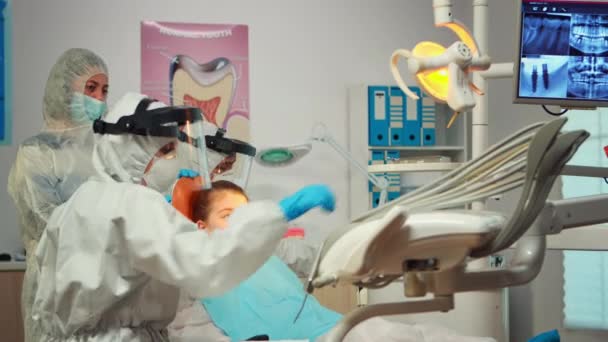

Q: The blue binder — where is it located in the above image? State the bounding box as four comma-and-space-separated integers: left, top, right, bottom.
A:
421, 93, 436, 146
369, 150, 385, 208
368, 151, 402, 208
388, 87, 406, 146
385, 150, 400, 162
368, 86, 390, 146
385, 151, 401, 203
403, 86, 421, 146
371, 191, 381, 208
388, 192, 401, 202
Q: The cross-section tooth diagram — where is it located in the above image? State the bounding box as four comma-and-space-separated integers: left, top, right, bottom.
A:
567, 56, 608, 98
522, 13, 571, 55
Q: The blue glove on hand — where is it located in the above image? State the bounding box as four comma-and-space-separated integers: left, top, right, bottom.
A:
279, 184, 336, 221
529, 330, 560, 342
177, 168, 199, 179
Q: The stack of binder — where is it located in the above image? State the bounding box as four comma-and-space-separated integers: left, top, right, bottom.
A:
369, 150, 385, 208
366, 84, 436, 208
367, 85, 436, 147
368, 150, 402, 208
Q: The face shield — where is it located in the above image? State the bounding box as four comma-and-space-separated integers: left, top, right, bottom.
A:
205, 128, 256, 188
93, 97, 213, 190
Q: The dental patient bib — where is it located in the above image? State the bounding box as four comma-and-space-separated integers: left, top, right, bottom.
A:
202, 256, 341, 341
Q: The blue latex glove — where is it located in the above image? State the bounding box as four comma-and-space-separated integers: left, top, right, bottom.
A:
164, 194, 172, 204
279, 184, 335, 221
529, 330, 560, 342
177, 168, 199, 179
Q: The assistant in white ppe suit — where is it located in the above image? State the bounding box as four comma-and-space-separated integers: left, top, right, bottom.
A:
7, 48, 108, 342
32, 93, 336, 341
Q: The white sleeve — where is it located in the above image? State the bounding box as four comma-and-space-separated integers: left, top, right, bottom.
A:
168, 292, 230, 342
119, 188, 288, 298
8, 144, 60, 244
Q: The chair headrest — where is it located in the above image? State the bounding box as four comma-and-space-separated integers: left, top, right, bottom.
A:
172, 176, 204, 221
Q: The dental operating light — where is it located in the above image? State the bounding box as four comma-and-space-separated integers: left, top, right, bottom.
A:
390, 0, 491, 127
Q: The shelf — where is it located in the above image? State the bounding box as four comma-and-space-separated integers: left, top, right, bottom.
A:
368, 146, 465, 151
0, 262, 25, 271
368, 162, 462, 173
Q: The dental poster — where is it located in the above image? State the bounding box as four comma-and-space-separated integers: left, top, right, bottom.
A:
141, 22, 250, 141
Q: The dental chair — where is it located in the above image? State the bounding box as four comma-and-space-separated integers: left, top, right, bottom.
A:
306, 118, 593, 341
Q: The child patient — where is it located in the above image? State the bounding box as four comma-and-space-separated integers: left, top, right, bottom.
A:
173, 180, 341, 342
170, 180, 497, 342
192, 180, 250, 233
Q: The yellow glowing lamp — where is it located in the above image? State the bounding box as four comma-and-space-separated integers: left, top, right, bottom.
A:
390, 21, 490, 127
412, 41, 449, 103
439, 21, 479, 56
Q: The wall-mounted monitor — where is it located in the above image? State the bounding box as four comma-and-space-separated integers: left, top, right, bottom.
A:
514, 0, 608, 108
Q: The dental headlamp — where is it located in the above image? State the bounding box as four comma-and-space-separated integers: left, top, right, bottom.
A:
93, 98, 203, 138
205, 129, 257, 157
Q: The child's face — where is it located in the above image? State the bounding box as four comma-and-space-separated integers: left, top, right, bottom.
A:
197, 191, 248, 232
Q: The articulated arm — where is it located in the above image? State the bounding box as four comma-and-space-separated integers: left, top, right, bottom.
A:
311, 123, 390, 205
425, 187, 608, 295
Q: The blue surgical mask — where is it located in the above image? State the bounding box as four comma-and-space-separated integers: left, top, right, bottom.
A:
70, 92, 108, 122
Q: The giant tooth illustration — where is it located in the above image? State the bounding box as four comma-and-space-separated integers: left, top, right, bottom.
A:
170, 55, 237, 128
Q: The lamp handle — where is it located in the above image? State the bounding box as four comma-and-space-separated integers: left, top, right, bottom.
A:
390, 49, 421, 101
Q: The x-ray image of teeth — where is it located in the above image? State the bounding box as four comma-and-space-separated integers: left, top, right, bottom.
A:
570, 14, 608, 56
522, 13, 571, 55
567, 56, 608, 99
519, 56, 569, 98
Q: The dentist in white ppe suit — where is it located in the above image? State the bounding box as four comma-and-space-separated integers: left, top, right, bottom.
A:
32, 93, 336, 341
8, 48, 109, 342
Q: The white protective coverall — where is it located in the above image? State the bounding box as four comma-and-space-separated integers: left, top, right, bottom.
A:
7, 48, 108, 342
32, 93, 290, 341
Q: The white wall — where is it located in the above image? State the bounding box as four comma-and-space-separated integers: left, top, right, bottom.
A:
0, 0, 460, 253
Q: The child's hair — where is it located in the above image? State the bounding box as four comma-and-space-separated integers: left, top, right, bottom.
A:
191, 180, 248, 222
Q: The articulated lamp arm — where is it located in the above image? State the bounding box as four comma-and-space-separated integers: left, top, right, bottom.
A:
310, 123, 390, 205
